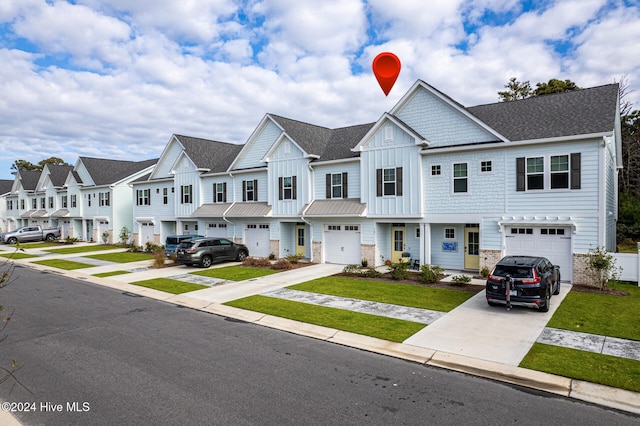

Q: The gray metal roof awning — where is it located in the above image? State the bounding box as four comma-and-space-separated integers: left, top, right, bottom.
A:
302, 199, 367, 217
20, 210, 37, 218
225, 202, 272, 217
191, 203, 232, 218
50, 209, 70, 218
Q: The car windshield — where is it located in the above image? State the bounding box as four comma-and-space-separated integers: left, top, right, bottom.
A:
492, 265, 533, 278
177, 241, 195, 249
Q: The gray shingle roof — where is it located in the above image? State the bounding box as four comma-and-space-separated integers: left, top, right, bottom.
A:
174, 135, 243, 173
47, 164, 74, 187
467, 84, 619, 141
80, 157, 158, 186
0, 179, 13, 195
269, 114, 374, 161
18, 170, 41, 191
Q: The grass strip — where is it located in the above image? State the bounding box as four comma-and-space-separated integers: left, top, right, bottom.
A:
92, 270, 131, 278
547, 282, 640, 341
191, 266, 279, 281
32, 259, 94, 270
289, 277, 476, 312
130, 278, 208, 294
13, 242, 60, 249
0, 252, 38, 259
520, 343, 640, 393
225, 295, 426, 342
86, 252, 152, 263
45, 244, 121, 254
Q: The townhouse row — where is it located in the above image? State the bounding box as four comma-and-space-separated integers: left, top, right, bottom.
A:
1, 80, 622, 284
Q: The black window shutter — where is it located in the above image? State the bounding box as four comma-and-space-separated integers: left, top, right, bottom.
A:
212, 184, 217, 203
342, 172, 348, 198
325, 174, 331, 198
570, 153, 581, 189
516, 158, 525, 191
292, 176, 297, 200
222, 182, 227, 202
396, 167, 403, 196
278, 177, 283, 200
376, 169, 382, 197
242, 181, 246, 202
254, 179, 258, 201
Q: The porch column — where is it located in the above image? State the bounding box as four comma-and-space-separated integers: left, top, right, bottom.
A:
421, 223, 431, 267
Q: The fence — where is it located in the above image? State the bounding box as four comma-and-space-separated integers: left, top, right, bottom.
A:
612, 245, 640, 285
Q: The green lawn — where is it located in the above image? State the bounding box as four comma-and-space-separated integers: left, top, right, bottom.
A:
190, 266, 279, 281
85, 252, 152, 263
130, 278, 208, 294
290, 277, 477, 312
226, 295, 426, 342
0, 252, 38, 259
521, 344, 640, 393
13, 242, 61, 249
32, 259, 94, 270
92, 270, 132, 278
546, 282, 640, 341
45, 244, 121, 254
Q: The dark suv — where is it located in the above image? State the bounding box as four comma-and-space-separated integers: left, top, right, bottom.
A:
176, 237, 249, 268
485, 256, 560, 312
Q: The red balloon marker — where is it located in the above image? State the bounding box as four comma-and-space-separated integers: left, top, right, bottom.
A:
372, 52, 401, 96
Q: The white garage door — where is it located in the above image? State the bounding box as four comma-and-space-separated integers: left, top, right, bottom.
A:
61, 220, 71, 239
324, 224, 361, 265
505, 227, 572, 282
245, 224, 270, 258
140, 222, 154, 245
98, 221, 110, 243
206, 223, 227, 238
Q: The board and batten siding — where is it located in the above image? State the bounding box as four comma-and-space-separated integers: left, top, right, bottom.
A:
424, 150, 506, 214
505, 140, 600, 215
234, 120, 281, 170
395, 88, 497, 148
173, 156, 201, 218
313, 161, 360, 200
360, 124, 422, 217
269, 157, 309, 216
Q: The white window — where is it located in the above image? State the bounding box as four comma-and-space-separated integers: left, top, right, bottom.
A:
214, 182, 225, 203
282, 177, 293, 200
383, 168, 396, 196
137, 189, 150, 206
163, 188, 168, 204
181, 185, 192, 204
331, 173, 343, 198
453, 163, 468, 193
550, 155, 569, 189
526, 157, 544, 190
99, 192, 110, 207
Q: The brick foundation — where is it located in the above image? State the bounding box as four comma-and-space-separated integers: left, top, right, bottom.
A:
312, 241, 322, 263
270, 240, 280, 258
480, 249, 502, 272
573, 253, 598, 286
362, 244, 376, 267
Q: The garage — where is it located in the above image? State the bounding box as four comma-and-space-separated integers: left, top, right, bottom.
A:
61, 220, 71, 239
244, 224, 270, 258
206, 222, 228, 238
139, 222, 154, 245
505, 226, 572, 282
98, 220, 110, 243
324, 224, 361, 265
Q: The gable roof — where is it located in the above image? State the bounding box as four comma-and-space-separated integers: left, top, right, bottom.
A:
173, 135, 243, 173
79, 157, 158, 186
269, 114, 374, 161
17, 170, 41, 191
0, 179, 13, 196
46, 164, 74, 187
467, 84, 620, 141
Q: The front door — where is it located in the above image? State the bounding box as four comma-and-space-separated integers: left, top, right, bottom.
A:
391, 226, 405, 263
295, 225, 306, 257
464, 228, 480, 270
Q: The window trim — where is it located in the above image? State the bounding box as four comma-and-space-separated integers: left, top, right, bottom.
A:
431, 164, 442, 176
376, 167, 402, 197
137, 189, 150, 206
213, 182, 227, 203
444, 228, 456, 239
181, 185, 193, 204
480, 160, 493, 173
452, 163, 468, 194
243, 179, 258, 202
326, 172, 348, 199
278, 176, 297, 200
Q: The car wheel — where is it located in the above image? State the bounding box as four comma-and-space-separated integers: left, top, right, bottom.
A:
200, 255, 213, 268
45, 234, 56, 241
7, 237, 17, 245
539, 289, 550, 312
236, 250, 248, 261
553, 279, 560, 295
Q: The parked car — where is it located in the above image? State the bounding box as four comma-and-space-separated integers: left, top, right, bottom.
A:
176, 237, 249, 268
165, 234, 203, 257
485, 255, 560, 312
0, 226, 61, 244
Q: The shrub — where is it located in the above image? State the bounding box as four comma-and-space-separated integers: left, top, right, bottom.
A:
144, 242, 164, 253
419, 264, 444, 284
101, 231, 109, 244
587, 246, 622, 289
364, 269, 382, 278
361, 258, 368, 268
268, 253, 276, 260
64, 237, 78, 244
480, 266, 490, 277
342, 264, 360, 275
388, 261, 410, 280
286, 254, 302, 264
151, 246, 166, 268
119, 227, 131, 245
272, 258, 292, 270
451, 274, 471, 285
242, 257, 272, 267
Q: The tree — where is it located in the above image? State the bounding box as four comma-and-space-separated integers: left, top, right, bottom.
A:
498, 77, 580, 102
497, 77, 533, 102
10, 157, 70, 175
619, 110, 640, 196
533, 78, 580, 96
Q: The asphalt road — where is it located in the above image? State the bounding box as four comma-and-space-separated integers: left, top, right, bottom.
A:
0, 264, 637, 425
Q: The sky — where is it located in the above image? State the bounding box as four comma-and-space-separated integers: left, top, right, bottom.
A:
1, 0, 639, 180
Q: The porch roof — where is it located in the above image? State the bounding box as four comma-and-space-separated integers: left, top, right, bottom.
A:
225, 202, 272, 217
302, 199, 367, 216
191, 203, 232, 218
20, 209, 37, 218
51, 209, 70, 218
